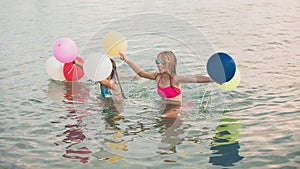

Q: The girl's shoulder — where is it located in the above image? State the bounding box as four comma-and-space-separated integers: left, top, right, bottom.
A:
172, 74, 181, 81
172, 75, 181, 86
153, 72, 161, 80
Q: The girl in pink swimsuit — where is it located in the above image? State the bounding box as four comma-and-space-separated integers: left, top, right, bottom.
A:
120, 51, 214, 118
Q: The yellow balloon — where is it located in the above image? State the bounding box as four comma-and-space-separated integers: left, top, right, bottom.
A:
108, 157, 124, 162
102, 31, 128, 56
215, 68, 241, 91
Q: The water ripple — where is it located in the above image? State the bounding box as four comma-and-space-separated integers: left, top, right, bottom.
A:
1, 1, 300, 168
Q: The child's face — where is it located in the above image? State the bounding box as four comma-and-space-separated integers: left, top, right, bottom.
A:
156, 55, 168, 73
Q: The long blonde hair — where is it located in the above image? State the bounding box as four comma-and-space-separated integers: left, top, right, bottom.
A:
157, 51, 177, 75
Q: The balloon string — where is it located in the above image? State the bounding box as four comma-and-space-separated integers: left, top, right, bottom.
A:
115, 70, 127, 99
74, 62, 83, 70
68, 64, 75, 74
197, 84, 211, 117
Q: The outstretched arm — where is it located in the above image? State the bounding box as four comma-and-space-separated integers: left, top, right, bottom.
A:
119, 52, 158, 80
175, 75, 214, 83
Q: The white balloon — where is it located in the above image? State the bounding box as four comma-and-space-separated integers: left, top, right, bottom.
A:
83, 55, 112, 81
45, 57, 65, 81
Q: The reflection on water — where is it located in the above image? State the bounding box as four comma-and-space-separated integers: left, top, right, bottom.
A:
49, 85, 221, 165
63, 82, 90, 104
1, 0, 300, 168
158, 102, 185, 154
158, 117, 184, 155
92, 100, 190, 160
60, 109, 92, 164
49, 81, 93, 163
98, 98, 126, 162
47, 81, 91, 104
209, 117, 244, 167
46, 81, 66, 100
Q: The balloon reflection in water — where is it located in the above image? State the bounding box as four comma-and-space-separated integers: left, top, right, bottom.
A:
63, 82, 90, 104
62, 118, 92, 164
50, 81, 92, 163
94, 98, 126, 162
209, 118, 244, 167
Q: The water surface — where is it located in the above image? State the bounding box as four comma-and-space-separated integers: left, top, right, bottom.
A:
1, 0, 299, 168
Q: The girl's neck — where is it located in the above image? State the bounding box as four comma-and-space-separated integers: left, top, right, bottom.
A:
160, 71, 172, 79
161, 73, 168, 78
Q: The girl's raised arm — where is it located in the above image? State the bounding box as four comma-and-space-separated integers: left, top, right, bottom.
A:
120, 52, 158, 80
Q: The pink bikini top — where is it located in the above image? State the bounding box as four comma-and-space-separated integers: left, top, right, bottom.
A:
157, 75, 182, 98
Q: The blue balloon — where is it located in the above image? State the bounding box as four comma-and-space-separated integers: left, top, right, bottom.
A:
206, 52, 236, 83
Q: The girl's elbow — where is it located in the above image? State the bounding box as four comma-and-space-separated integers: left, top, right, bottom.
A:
137, 72, 146, 78
137, 72, 152, 79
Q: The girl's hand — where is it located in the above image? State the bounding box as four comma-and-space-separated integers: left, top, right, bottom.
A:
209, 77, 223, 85
119, 51, 128, 62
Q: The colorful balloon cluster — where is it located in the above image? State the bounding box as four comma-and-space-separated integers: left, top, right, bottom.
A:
45, 38, 84, 81
206, 52, 241, 91
46, 32, 128, 82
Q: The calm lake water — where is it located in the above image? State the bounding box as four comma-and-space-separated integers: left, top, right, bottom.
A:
1, 0, 299, 168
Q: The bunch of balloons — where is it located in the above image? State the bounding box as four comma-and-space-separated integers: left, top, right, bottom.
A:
45, 38, 84, 81
206, 52, 241, 91
46, 32, 128, 82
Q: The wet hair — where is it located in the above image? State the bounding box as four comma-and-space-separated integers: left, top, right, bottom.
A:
110, 58, 117, 79
110, 58, 126, 99
157, 51, 177, 75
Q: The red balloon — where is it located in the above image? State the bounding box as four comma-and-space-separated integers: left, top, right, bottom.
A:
63, 57, 84, 81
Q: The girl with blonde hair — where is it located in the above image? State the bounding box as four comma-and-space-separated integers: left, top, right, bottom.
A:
120, 51, 214, 118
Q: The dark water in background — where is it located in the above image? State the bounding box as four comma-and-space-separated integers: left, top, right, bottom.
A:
0, 0, 299, 168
